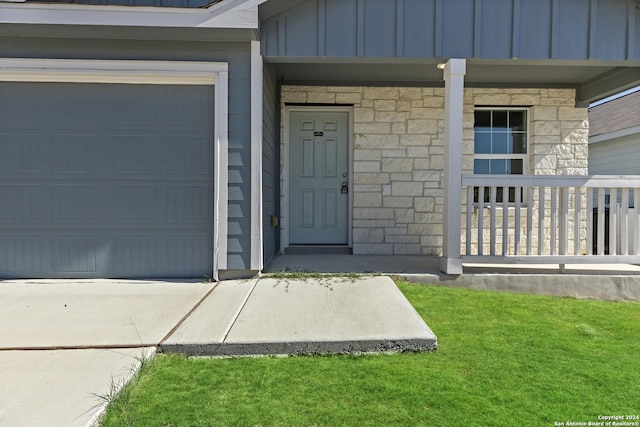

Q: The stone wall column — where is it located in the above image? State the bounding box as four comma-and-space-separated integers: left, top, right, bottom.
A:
440, 59, 466, 274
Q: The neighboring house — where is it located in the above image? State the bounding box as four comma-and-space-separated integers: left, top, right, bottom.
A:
2, 0, 640, 279
589, 89, 640, 175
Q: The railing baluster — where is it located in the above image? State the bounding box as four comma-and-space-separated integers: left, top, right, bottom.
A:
559, 187, 569, 256
610, 188, 617, 256
466, 186, 473, 256
514, 186, 521, 255
621, 188, 629, 256
635, 188, 640, 256
490, 186, 497, 256
551, 187, 557, 255
502, 186, 509, 255
538, 186, 545, 255
574, 187, 581, 255
597, 188, 605, 256
478, 186, 485, 256
586, 187, 593, 256
526, 187, 533, 255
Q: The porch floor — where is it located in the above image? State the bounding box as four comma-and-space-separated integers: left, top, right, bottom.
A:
265, 255, 640, 301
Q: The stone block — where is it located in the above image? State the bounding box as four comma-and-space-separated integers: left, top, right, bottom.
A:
383, 196, 414, 208
363, 87, 399, 100
382, 158, 413, 173
391, 123, 407, 134
335, 92, 363, 104
398, 87, 423, 100
413, 170, 440, 182
390, 173, 413, 181
415, 197, 436, 212
392, 181, 424, 196
353, 228, 384, 243
354, 149, 382, 161
353, 207, 394, 219
532, 106, 558, 121
381, 149, 407, 158
375, 111, 407, 123
422, 96, 444, 108
393, 244, 422, 255
354, 161, 381, 173
410, 108, 443, 120
473, 94, 512, 104
374, 100, 397, 111
354, 193, 382, 208
356, 134, 399, 149
353, 184, 381, 192
395, 208, 414, 224
352, 243, 393, 255
408, 119, 438, 134
407, 146, 429, 158
307, 92, 336, 103
354, 122, 391, 134
281, 92, 307, 103
353, 220, 395, 228
558, 106, 588, 121
534, 121, 561, 136
354, 108, 374, 122
511, 94, 540, 105
400, 134, 430, 146
327, 86, 362, 93
355, 172, 390, 184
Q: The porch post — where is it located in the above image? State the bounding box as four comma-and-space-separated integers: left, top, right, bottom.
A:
440, 58, 466, 275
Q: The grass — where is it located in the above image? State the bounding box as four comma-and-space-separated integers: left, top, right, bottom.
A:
101, 282, 640, 427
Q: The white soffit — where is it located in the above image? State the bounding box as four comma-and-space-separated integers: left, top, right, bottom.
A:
0, 0, 269, 29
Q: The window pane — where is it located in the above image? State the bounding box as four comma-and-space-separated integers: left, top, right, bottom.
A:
474, 159, 489, 174
490, 159, 507, 174
511, 133, 527, 154
474, 132, 491, 154
509, 111, 526, 131
492, 110, 508, 128
492, 132, 508, 154
475, 110, 491, 128
509, 159, 524, 174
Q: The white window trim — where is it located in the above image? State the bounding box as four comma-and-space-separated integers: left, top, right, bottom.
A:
473, 106, 530, 175
0, 57, 229, 280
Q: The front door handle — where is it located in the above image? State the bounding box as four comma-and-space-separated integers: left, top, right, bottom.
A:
341, 182, 348, 194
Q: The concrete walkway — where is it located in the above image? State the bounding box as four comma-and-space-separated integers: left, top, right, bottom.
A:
0, 275, 435, 427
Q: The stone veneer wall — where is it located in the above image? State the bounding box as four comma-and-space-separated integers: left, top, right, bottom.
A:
281, 86, 589, 255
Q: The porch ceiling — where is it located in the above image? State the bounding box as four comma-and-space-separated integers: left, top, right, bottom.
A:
266, 57, 640, 106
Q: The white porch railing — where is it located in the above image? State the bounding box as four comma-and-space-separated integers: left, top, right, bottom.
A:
462, 175, 640, 265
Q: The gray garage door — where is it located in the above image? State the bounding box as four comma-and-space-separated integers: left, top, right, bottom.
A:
0, 82, 214, 278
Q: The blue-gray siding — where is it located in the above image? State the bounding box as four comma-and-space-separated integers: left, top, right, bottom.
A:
262, 64, 280, 265
261, 0, 640, 61
0, 37, 253, 271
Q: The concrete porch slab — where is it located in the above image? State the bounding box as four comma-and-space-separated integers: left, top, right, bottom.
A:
264, 254, 640, 301
161, 276, 438, 356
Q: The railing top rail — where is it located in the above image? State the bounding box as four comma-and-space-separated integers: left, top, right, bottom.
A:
462, 174, 640, 188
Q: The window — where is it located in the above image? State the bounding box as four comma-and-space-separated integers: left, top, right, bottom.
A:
473, 108, 528, 203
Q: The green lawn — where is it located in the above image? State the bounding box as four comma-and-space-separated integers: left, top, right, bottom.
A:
102, 282, 640, 427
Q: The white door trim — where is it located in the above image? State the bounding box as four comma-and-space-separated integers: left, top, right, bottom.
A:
282, 106, 353, 252
0, 58, 229, 280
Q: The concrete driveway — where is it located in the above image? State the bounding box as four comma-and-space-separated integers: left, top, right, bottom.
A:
0, 280, 216, 427
0, 276, 437, 426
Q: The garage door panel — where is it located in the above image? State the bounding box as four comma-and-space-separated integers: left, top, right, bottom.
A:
0, 82, 214, 278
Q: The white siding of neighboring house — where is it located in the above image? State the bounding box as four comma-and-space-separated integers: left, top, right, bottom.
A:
589, 132, 640, 175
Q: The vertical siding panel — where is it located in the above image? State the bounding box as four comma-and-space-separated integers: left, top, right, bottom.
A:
403, 0, 436, 58
518, 0, 552, 59
551, 0, 560, 58
441, 0, 474, 58
363, 0, 397, 57
396, 0, 404, 57
511, 0, 520, 59
588, 0, 598, 59
557, 0, 589, 59
357, 0, 365, 56
594, 0, 628, 60
318, 0, 326, 56
628, 1, 636, 60
325, 0, 358, 57
435, 0, 443, 57
478, 0, 513, 59
473, 0, 482, 58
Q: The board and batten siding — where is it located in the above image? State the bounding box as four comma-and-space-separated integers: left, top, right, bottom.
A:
262, 63, 280, 264
1, 38, 254, 271
261, 0, 640, 61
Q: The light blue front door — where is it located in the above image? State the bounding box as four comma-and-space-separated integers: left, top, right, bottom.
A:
289, 111, 349, 244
